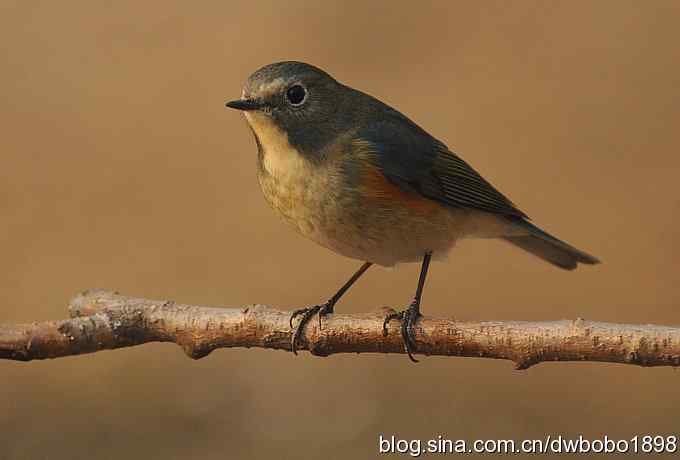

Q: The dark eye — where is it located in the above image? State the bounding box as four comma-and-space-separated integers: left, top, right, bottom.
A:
286, 85, 307, 106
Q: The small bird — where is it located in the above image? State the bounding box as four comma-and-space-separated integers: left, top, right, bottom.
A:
226, 61, 599, 362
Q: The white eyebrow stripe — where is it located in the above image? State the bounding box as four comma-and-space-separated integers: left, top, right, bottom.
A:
248, 77, 288, 99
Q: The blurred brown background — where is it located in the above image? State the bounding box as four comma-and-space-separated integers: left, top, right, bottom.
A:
1, 1, 679, 459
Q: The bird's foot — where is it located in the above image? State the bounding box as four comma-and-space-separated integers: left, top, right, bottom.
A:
382, 300, 421, 363
289, 301, 334, 355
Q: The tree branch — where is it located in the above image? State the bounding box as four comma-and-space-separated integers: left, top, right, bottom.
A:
1, 289, 679, 369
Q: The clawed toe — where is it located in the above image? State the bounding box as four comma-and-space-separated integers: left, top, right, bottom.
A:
382, 311, 402, 336
382, 302, 421, 363
289, 302, 333, 355
290, 306, 313, 329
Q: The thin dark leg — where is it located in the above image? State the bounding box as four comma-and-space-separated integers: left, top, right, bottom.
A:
290, 261, 372, 355
383, 251, 432, 362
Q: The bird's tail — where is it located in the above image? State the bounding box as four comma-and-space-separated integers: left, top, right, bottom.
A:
503, 218, 600, 270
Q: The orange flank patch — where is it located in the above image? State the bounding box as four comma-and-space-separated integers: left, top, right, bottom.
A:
358, 165, 443, 216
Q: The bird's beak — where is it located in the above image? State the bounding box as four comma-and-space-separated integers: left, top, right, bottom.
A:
225, 98, 263, 111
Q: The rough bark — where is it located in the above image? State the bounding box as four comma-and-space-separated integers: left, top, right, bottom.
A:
1, 289, 679, 369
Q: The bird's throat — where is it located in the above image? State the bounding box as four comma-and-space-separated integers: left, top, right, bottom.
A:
245, 112, 309, 179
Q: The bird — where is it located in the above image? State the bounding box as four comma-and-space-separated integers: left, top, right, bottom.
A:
225, 61, 600, 362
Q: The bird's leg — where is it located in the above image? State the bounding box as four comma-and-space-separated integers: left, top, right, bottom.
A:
290, 261, 372, 355
382, 251, 432, 362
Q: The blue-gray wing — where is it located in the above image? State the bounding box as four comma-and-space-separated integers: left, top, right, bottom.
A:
355, 119, 527, 219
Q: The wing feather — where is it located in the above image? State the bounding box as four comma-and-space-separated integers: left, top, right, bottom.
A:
354, 118, 527, 219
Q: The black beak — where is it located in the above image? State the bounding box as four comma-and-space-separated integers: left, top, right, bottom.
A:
225, 99, 263, 111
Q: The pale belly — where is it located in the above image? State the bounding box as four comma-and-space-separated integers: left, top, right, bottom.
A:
257, 160, 512, 266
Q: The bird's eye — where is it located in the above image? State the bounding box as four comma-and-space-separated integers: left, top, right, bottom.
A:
286, 85, 307, 106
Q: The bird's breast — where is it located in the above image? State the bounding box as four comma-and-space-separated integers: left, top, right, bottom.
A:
246, 112, 346, 246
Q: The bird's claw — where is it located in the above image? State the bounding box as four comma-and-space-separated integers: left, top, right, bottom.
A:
290, 302, 333, 355
382, 301, 421, 362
